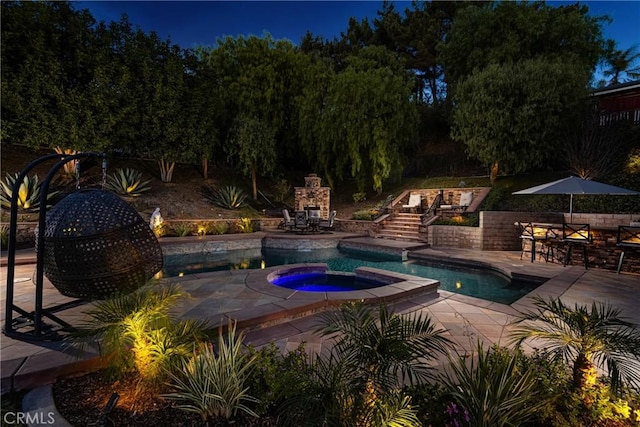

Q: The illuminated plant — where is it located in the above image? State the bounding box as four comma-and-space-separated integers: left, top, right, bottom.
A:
68, 284, 211, 386
0, 225, 8, 250
202, 184, 247, 209
0, 173, 58, 212
235, 217, 253, 233
104, 168, 151, 197
164, 322, 259, 421
171, 222, 193, 237
510, 296, 640, 396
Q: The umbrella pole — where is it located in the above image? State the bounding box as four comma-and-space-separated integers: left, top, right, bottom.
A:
570, 194, 573, 222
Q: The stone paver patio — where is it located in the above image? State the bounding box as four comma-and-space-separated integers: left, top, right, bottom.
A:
2, 235, 639, 394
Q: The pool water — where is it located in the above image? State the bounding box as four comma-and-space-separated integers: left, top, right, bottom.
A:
163, 247, 539, 304
271, 272, 383, 292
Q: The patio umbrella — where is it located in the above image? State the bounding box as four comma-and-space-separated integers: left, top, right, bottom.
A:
512, 176, 640, 221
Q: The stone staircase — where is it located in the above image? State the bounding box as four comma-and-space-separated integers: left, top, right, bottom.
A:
375, 213, 423, 241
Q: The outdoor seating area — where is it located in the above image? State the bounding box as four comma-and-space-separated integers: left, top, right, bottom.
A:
282, 207, 336, 234
512, 220, 640, 273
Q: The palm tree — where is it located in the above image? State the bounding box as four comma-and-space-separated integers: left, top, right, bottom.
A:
602, 43, 640, 86
319, 302, 453, 393
509, 296, 640, 395
281, 302, 452, 426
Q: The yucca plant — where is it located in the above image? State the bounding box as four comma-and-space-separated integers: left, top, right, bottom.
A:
164, 322, 259, 422
171, 222, 193, 237
439, 342, 546, 427
0, 173, 58, 212
202, 184, 247, 209
67, 283, 211, 386
104, 168, 151, 197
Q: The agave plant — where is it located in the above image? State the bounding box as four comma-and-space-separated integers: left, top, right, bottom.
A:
171, 222, 193, 237
202, 184, 247, 209
104, 168, 151, 197
0, 173, 58, 212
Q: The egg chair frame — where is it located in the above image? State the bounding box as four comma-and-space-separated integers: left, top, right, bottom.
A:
3, 152, 162, 341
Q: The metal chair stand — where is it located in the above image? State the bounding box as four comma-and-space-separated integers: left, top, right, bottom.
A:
3, 153, 162, 341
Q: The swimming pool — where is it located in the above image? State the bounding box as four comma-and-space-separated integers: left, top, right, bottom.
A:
163, 247, 539, 304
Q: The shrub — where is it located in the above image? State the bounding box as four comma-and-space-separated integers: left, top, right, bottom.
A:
0, 225, 8, 250
104, 168, 151, 197
439, 342, 548, 427
352, 192, 367, 203
246, 342, 310, 415
0, 173, 58, 212
209, 221, 229, 235
234, 217, 253, 233
67, 284, 211, 387
171, 222, 193, 237
164, 322, 259, 422
202, 185, 247, 209
352, 209, 375, 220
279, 302, 450, 426
272, 178, 292, 204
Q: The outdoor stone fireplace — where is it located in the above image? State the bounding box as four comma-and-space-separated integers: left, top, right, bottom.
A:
294, 173, 331, 219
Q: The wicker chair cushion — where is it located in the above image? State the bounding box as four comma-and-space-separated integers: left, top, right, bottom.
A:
41, 189, 163, 300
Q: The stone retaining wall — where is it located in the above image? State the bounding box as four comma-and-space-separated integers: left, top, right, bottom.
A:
427, 225, 482, 249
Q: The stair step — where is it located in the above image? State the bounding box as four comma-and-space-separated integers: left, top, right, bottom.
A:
384, 225, 420, 232
376, 234, 423, 242
379, 229, 420, 237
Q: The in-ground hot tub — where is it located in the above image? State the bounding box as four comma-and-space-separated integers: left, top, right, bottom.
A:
267, 264, 439, 295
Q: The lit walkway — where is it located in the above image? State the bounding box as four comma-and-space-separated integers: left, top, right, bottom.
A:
2, 240, 639, 393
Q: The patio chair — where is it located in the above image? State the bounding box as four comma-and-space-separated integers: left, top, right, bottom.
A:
281, 209, 295, 231
516, 222, 552, 262
616, 225, 640, 273
319, 210, 337, 231
402, 193, 421, 212
562, 223, 591, 268
294, 210, 309, 233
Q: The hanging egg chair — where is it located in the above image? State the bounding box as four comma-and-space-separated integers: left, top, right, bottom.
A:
41, 188, 163, 300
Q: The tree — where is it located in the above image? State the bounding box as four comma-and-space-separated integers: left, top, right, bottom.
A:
440, 1, 607, 88
203, 34, 311, 173
227, 115, 277, 200
1, 1, 114, 152
510, 296, 640, 395
451, 58, 590, 181
280, 302, 450, 426
564, 107, 639, 180
298, 46, 418, 193
601, 42, 640, 86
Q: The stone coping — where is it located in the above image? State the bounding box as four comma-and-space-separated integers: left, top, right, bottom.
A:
205, 264, 440, 332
